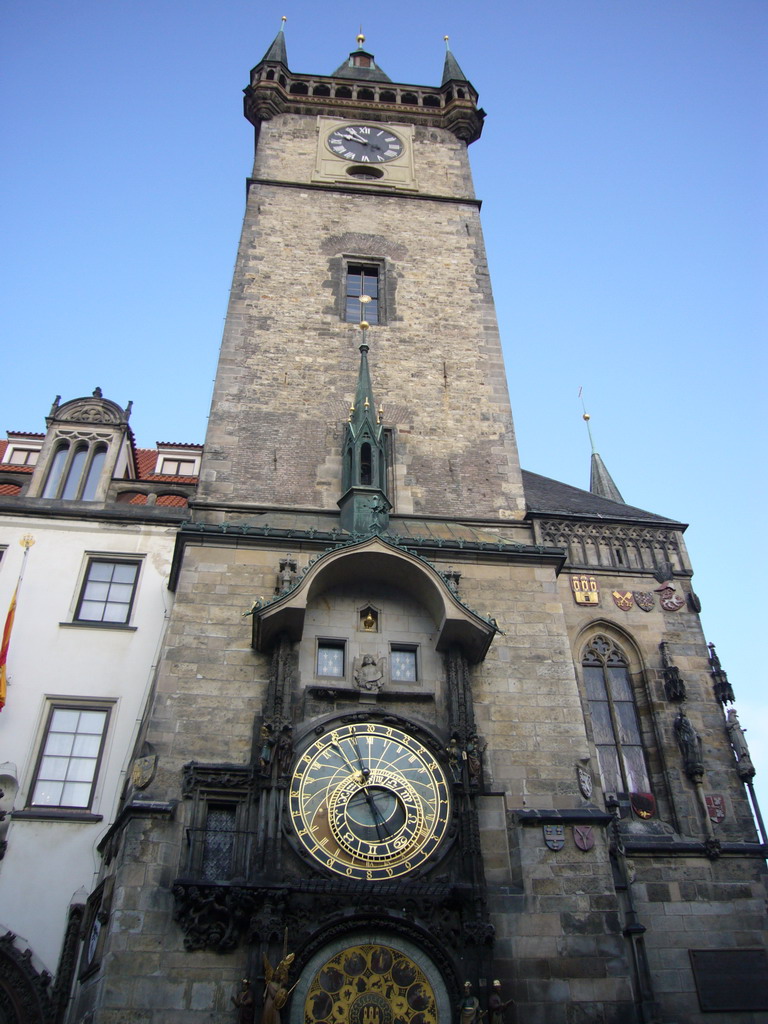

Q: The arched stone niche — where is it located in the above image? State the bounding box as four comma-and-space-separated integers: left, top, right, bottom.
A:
252, 536, 495, 664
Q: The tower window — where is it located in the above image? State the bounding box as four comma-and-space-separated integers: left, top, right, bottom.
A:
360, 442, 372, 485
582, 635, 651, 800
345, 265, 379, 324
317, 641, 345, 678
390, 646, 418, 683
201, 804, 237, 881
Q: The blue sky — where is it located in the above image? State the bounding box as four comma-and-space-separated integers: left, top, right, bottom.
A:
2, 2, 766, 816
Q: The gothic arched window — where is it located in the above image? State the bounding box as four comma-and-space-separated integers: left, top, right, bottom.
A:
582, 634, 651, 799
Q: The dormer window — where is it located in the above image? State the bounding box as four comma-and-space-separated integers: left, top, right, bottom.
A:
353, 54, 371, 68
158, 458, 197, 476
6, 448, 39, 466
154, 448, 201, 477
3, 436, 43, 467
42, 441, 109, 501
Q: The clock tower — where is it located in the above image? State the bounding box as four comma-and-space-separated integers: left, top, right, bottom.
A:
74, 24, 767, 1024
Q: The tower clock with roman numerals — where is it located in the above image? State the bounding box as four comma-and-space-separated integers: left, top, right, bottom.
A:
326, 124, 405, 164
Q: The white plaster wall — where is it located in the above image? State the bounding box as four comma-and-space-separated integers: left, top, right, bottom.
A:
0, 516, 177, 973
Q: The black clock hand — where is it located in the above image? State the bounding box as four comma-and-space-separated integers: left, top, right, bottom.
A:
331, 742, 364, 780
349, 736, 370, 779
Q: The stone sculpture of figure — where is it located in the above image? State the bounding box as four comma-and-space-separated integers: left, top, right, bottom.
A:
726, 709, 751, 761
673, 710, 703, 778
259, 725, 275, 774
262, 952, 295, 1024
277, 726, 293, 776
488, 979, 514, 1024
231, 978, 255, 1024
446, 736, 462, 784
354, 654, 385, 693
458, 981, 480, 1023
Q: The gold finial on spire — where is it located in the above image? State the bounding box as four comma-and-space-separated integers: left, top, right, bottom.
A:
357, 27, 365, 47
281, 15, 286, 23
578, 386, 597, 454
444, 35, 450, 44
377, 405, 384, 424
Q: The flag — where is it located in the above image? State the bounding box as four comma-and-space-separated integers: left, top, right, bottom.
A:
0, 586, 17, 711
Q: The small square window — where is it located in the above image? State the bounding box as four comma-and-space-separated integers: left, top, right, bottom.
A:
29, 704, 110, 809
159, 458, 197, 476
75, 559, 140, 624
345, 265, 379, 325
391, 646, 418, 682
7, 448, 39, 466
317, 642, 345, 678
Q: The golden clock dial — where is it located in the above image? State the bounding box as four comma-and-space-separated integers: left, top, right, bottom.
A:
288, 722, 451, 880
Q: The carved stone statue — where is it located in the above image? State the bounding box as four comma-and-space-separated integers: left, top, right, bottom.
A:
354, 654, 385, 693
458, 981, 480, 1023
231, 978, 255, 1024
262, 952, 294, 1024
277, 726, 293, 776
726, 709, 750, 760
674, 711, 703, 779
726, 710, 755, 778
259, 725, 275, 774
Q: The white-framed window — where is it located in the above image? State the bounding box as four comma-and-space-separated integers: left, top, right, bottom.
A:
154, 448, 201, 477
5, 447, 40, 466
74, 558, 141, 624
158, 457, 198, 476
28, 702, 112, 809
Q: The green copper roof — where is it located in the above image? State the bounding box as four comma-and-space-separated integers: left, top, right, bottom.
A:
441, 38, 470, 85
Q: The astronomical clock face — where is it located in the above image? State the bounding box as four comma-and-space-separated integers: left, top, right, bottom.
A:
326, 124, 405, 164
288, 722, 451, 880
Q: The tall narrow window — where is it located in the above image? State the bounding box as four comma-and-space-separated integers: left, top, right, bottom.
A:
61, 445, 89, 499
582, 635, 651, 799
360, 442, 372, 485
42, 443, 70, 497
201, 805, 237, 881
81, 444, 107, 501
345, 265, 379, 324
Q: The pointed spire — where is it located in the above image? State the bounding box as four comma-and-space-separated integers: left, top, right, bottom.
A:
348, 339, 381, 440
580, 393, 625, 503
259, 15, 288, 66
442, 36, 470, 86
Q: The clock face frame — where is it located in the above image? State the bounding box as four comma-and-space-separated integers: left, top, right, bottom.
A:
326, 124, 405, 165
288, 721, 451, 880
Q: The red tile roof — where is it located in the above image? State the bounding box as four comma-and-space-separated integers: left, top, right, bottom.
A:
0, 483, 22, 495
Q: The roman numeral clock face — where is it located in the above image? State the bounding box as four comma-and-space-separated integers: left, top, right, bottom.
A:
288, 722, 451, 880
327, 124, 404, 164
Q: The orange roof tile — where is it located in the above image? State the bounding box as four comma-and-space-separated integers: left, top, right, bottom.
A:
0, 483, 21, 495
